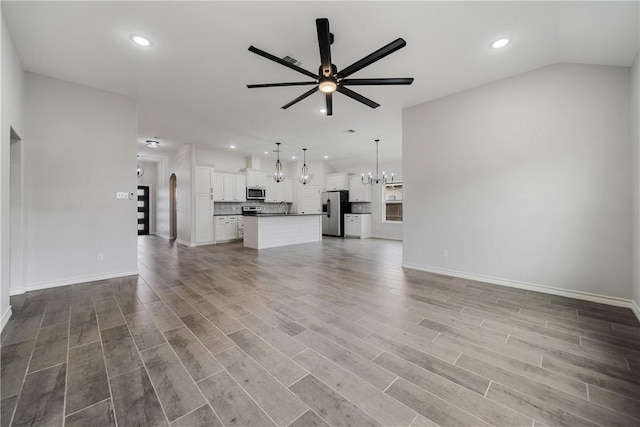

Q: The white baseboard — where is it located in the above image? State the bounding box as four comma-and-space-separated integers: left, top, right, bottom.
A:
631, 299, 640, 322
154, 232, 170, 240
402, 262, 640, 321
1, 306, 12, 332
10, 270, 139, 296
176, 238, 194, 247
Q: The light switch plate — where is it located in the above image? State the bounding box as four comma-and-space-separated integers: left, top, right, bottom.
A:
116, 192, 129, 199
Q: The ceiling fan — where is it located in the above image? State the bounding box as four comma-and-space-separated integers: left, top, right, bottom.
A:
247, 18, 414, 116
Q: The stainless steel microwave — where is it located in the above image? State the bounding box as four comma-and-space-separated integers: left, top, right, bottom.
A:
246, 187, 266, 200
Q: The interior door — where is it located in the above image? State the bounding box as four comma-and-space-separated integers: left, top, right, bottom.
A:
137, 186, 150, 235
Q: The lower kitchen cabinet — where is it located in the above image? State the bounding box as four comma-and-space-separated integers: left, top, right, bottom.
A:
344, 214, 371, 239
214, 216, 242, 243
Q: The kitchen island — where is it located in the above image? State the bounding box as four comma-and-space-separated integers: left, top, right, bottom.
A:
243, 214, 323, 249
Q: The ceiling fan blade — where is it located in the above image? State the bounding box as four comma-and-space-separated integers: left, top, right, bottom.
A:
249, 46, 318, 79
282, 87, 319, 109
336, 86, 380, 109
340, 78, 414, 86
316, 18, 332, 77
338, 38, 407, 78
247, 81, 317, 88
325, 93, 333, 116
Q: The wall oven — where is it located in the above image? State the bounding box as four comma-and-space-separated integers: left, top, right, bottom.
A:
246, 187, 266, 200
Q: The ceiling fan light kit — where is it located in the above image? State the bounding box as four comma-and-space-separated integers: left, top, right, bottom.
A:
247, 18, 414, 115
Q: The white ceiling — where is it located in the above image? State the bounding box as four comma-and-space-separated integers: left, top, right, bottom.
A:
3, 1, 638, 166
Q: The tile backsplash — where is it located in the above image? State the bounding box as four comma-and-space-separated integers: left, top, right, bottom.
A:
214, 201, 292, 215
351, 202, 372, 214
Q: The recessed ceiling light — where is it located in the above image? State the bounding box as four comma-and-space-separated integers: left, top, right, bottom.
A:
229, 145, 236, 149
291, 156, 296, 160
491, 38, 510, 49
264, 151, 269, 155
130, 34, 152, 47
319, 108, 327, 114
324, 155, 329, 159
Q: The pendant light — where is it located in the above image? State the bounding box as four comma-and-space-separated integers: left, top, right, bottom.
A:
299, 148, 312, 185
362, 139, 394, 185
273, 142, 284, 182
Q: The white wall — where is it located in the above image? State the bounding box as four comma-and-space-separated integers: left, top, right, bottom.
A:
195, 147, 246, 172
631, 52, 640, 311
137, 160, 157, 234
328, 158, 403, 240
403, 64, 632, 301
23, 72, 138, 290
1, 10, 25, 326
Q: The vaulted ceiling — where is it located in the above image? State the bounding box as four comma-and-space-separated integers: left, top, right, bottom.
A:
3, 1, 638, 165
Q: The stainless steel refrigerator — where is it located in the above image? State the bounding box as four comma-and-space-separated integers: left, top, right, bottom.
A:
322, 191, 350, 236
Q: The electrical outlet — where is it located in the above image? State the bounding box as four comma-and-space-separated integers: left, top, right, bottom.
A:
129, 192, 135, 199
442, 249, 448, 257
96, 253, 104, 262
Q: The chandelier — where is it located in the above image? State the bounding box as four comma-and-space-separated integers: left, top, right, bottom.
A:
273, 142, 284, 182
362, 139, 394, 185
299, 148, 312, 185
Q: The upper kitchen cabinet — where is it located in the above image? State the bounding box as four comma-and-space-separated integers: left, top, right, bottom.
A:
326, 173, 349, 191
264, 179, 292, 203
196, 166, 214, 194
212, 173, 224, 201
214, 173, 246, 202
246, 170, 266, 188
348, 175, 371, 202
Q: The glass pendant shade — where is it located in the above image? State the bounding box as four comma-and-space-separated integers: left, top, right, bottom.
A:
273, 142, 285, 182
299, 148, 312, 185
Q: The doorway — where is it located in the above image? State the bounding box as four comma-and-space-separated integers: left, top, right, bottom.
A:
137, 186, 150, 235
169, 174, 177, 240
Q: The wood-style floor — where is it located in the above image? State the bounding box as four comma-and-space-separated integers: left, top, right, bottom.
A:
1, 236, 639, 427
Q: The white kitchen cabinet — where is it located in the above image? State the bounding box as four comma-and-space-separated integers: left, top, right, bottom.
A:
215, 173, 246, 202
348, 175, 371, 202
212, 173, 224, 201
237, 217, 244, 239
195, 193, 213, 245
196, 166, 214, 194
344, 213, 371, 239
246, 170, 266, 188
299, 185, 321, 214
234, 175, 246, 202
195, 167, 214, 245
264, 179, 292, 203
214, 216, 241, 243
326, 173, 349, 191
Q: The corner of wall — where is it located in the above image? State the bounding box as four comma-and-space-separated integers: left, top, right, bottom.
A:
631, 50, 640, 312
